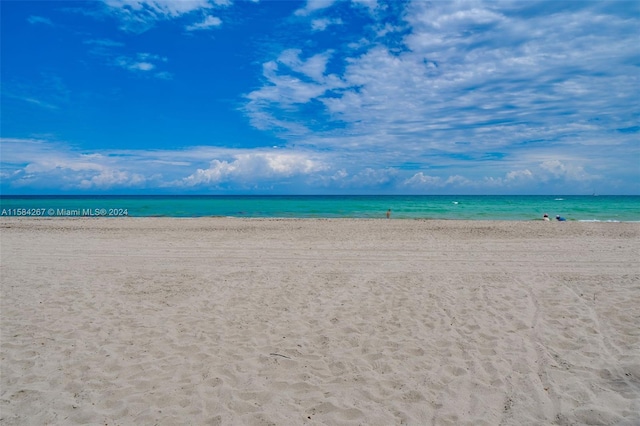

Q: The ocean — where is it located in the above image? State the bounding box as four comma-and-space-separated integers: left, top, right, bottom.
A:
1, 195, 639, 221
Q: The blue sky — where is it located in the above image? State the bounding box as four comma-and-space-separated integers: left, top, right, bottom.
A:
1, 0, 639, 194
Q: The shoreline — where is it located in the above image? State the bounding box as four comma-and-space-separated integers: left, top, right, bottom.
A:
2, 218, 639, 425
2, 215, 639, 222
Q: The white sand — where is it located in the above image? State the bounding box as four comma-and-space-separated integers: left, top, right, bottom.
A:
1, 218, 639, 425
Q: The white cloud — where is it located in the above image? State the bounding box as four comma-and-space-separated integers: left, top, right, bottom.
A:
505, 169, 533, 182
444, 175, 472, 187
101, 0, 227, 32
374, 23, 402, 38
295, 0, 337, 16
1, 139, 148, 190
422, 7, 506, 30
404, 172, 443, 188
180, 152, 328, 186
79, 170, 146, 189
4, 1, 639, 194
115, 53, 167, 74
154, 71, 173, 80
186, 15, 222, 31
480, 170, 535, 188
404, 170, 537, 191
103, 0, 212, 18
311, 17, 342, 31
2, 74, 70, 111
351, 0, 377, 11
133, 62, 155, 71
294, 0, 377, 18
242, 0, 638, 194
540, 160, 593, 182
1, 138, 335, 191
350, 168, 398, 186
245, 50, 348, 133
83, 38, 124, 47
0, 137, 625, 193
27, 15, 54, 26
276, 49, 334, 82
20, 97, 59, 110
245, 49, 348, 133
248, 75, 326, 105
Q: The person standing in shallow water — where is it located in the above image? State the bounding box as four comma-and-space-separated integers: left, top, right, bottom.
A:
386, 209, 391, 219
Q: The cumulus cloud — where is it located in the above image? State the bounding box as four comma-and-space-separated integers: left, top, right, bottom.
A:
403, 173, 476, 189
505, 169, 533, 182
404, 172, 444, 188
404, 170, 537, 191
180, 152, 328, 186
349, 167, 398, 186
0, 136, 619, 194
1, 139, 148, 190
307, 167, 399, 190
1, 138, 337, 192
79, 170, 146, 189
539, 160, 594, 182
480, 170, 535, 188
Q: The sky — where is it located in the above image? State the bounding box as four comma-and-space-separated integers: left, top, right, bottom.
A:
1, 0, 639, 195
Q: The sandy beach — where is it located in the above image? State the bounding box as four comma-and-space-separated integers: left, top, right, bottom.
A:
1, 218, 638, 425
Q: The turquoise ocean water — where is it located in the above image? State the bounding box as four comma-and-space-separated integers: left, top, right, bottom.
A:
1, 195, 639, 221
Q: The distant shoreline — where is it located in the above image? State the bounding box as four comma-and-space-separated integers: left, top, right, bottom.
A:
2, 194, 639, 221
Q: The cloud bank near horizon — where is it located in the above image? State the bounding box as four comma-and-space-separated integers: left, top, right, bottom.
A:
1, 0, 638, 194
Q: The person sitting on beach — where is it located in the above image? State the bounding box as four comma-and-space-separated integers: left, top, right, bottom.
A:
556, 215, 566, 221
543, 213, 550, 221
